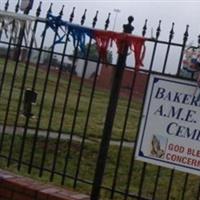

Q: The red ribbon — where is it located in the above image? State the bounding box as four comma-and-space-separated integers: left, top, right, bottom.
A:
94, 31, 114, 62
94, 30, 146, 69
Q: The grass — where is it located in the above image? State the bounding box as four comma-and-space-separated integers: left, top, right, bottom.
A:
0, 58, 199, 199
0, 134, 200, 200
0, 135, 199, 200
0, 58, 141, 141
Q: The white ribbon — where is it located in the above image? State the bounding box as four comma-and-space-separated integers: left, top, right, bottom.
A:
0, 10, 37, 47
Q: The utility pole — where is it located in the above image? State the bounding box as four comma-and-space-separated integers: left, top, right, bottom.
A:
112, 8, 121, 31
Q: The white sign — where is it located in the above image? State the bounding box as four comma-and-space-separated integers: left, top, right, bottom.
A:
135, 74, 200, 175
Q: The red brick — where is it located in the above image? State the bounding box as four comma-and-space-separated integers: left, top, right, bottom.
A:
48, 191, 75, 200
12, 192, 33, 200
0, 170, 89, 200
0, 172, 15, 186
3, 177, 44, 197
0, 187, 12, 198
71, 194, 89, 200
52, 190, 90, 200
36, 192, 48, 200
58, 190, 75, 197
0, 197, 10, 200
37, 187, 60, 200
3, 177, 24, 189
40, 187, 60, 195
17, 178, 46, 197
0, 174, 14, 180
48, 194, 67, 200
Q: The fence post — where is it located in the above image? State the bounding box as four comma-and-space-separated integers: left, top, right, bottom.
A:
91, 16, 134, 200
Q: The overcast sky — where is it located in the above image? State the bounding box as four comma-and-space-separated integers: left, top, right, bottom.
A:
1, 0, 200, 42
1, 0, 200, 73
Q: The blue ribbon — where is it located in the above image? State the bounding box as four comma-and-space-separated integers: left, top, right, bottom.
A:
42, 13, 68, 44
43, 13, 94, 54
68, 25, 93, 54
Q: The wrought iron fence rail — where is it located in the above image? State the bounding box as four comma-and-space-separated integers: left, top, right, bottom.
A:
0, 1, 199, 200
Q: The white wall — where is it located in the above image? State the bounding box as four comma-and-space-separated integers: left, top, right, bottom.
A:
75, 59, 102, 79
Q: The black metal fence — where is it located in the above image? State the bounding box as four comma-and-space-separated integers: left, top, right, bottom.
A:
0, 1, 200, 200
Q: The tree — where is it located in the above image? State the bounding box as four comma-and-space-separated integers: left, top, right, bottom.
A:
70, 43, 113, 64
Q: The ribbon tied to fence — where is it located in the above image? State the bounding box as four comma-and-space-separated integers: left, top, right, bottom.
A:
45, 13, 146, 69
0, 10, 37, 47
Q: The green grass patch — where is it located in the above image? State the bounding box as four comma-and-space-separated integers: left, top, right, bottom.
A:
0, 134, 199, 200
0, 58, 141, 141
1, 58, 199, 199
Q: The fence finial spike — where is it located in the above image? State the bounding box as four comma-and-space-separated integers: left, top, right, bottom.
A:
183, 24, 189, 42
15, 0, 20, 13
92, 10, 99, 28
69, 7, 76, 22
5, 0, 9, 11
81, 9, 87, 25
47, 3, 53, 15
142, 19, 148, 36
169, 22, 175, 41
156, 20, 162, 39
59, 5, 65, 16
105, 12, 111, 30
36, 2, 42, 17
